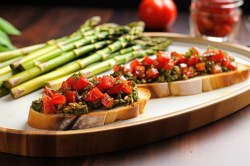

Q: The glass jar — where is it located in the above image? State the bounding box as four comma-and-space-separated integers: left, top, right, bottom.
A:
190, 0, 244, 42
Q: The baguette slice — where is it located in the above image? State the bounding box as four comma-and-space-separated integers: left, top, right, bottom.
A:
202, 63, 250, 92
27, 88, 151, 130
137, 82, 170, 98
137, 63, 250, 97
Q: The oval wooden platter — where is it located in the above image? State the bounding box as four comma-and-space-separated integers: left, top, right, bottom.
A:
0, 33, 250, 157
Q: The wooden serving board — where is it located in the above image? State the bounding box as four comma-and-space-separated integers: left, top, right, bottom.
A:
0, 33, 250, 157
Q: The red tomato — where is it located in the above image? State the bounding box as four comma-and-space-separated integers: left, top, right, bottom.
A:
146, 68, 159, 79
138, 0, 177, 29
73, 76, 90, 91
121, 81, 133, 94
171, 51, 187, 64
107, 84, 121, 94
44, 86, 56, 97
186, 55, 199, 66
130, 59, 141, 72
222, 59, 237, 70
66, 75, 78, 87
51, 93, 66, 105
42, 94, 56, 114
211, 64, 222, 74
227, 61, 237, 70
66, 90, 77, 103
61, 81, 70, 93
182, 67, 195, 78
113, 65, 121, 72
213, 24, 232, 37
211, 50, 225, 63
101, 93, 113, 109
192, 0, 238, 37
83, 87, 103, 102
163, 60, 174, 70
157, 51, 171, 63
96, 75, 116, 92
195, 62, 206, 71
142, 56, 154, 65
134, 66, 146, 79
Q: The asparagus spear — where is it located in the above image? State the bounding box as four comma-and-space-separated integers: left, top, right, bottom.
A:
19, 24, 128, 71
9, 22, 144, 98
4, 24, 129, 88
0, 44, 46, 62
47, 38, 172, 90
4, 40, 111, 89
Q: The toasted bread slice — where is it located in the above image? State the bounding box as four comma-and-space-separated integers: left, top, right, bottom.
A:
137, 82, 170, 98
202, 63, 250, 92
27, 88, 151, 130
137, 63, 249, 97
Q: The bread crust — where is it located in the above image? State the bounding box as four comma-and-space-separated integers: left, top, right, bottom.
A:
137, 63, 250, 98
27, 88, 151, 130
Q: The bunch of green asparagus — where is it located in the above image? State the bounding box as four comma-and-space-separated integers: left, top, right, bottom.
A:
0, 16, 172, 98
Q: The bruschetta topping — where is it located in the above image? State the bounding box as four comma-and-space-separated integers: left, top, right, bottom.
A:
32, 74, 139, 115
112, 47, 238, 84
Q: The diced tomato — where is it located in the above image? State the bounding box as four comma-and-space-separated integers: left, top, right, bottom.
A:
146, 68, 159, 79
107, 84, 121, 94
171, 51, 187, 64
42, 94, 56, 114
73, 76, 90, 91
157, 51, 171, 63
211, 49, 225, 63
96, 75, 116, 92
226, 61, 238, 70
134, 65, 145, 79
83, 87, 103, 102
163, 60, 174, 70
130, 59, 141, 72
142, 56, 154, 65
190, 47, 199, 55
186, 55, 199, 66
229, 62, 237, 70
195, 62, 206, 71
66, 90, 77, 103
221, 57, 237, 70
101, 93, 113, 109
121, 81, 133, 94
51, 93, 66, 105
66, 75, 78, 87
113, 65, 122, 72
152, 59, 163, 70
183, 67, 196, 78
44, 86, 56, 97
211, 64, 222, 74
61, 81, 70, 93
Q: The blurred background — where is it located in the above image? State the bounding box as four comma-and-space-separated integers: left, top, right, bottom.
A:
1, 0, 250, 46
1, 0, 250, 13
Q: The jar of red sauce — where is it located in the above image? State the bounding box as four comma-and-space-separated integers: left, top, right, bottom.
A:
190, 0, 244, 42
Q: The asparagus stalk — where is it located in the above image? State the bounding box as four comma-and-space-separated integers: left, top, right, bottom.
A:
9, 22, 144, 98
19, 24, 127, 71
9, 36, 87, 71
4, 24, 129, 88
4, 40, 111, 89
0, 65, 12, 75
0, 84, 9, 97
0, 44, 46, 62
0, 56, 20, 69
47, 38, 172, 90
19, 34, 105, 71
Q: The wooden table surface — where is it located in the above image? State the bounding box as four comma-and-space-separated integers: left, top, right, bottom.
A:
0, 5, 250, 165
